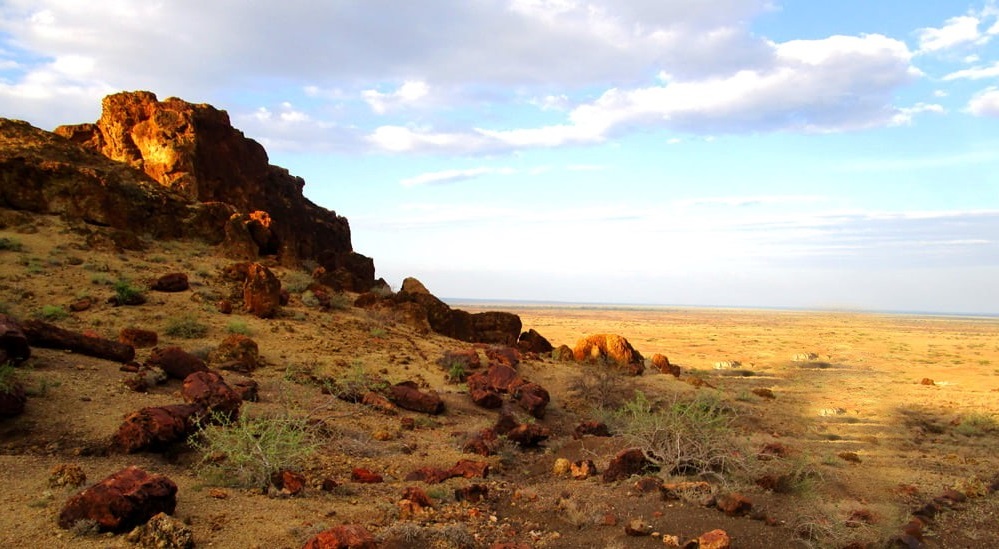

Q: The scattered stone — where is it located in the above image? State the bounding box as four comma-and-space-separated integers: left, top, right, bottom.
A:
271, 469, 306, 496
846, 508, 877, 528
448, 459, 490, 479
634, 477, 662, 493
462, 428, 499, 456
49, 463, 87, 488
551, 344, 573, 361
231, 378, 259, 402
125, 511, 194, 549
350, 468, 383, 484
513, 382, 550, 418
484, 363, 522, 392
752, 388, 776, 399
302, 524, 378, 549
570, 460, 598, 480
573, 421, 611, 439
517, 328, 553, 354
388, 381, 445, 414
243, 262, 281, 318
404, 467, 452, 484
920, 378, 935, 386
662, 533, 681, 547
113, 403, 203, 453
361, 391, 397, 414
68, 297, 93, 312
792, 353, 819, 362
624, 518, 653, 536
696, 529, 731, 549
146, 346, 209, 380
119, 328, 158, 348
603, 448, 654, 482
651, 353, 680, 377
216, 299, 233, 314
401, 486, 432, 508
758, 442, 791, 459
486, 345, 521, 368
715, 493, 753, 516
208, 488, 228, 499
58, 466, 177, 533
573, 334, 644, 374
838, 451, 862, 463
454, 484, 489, 503
209, 334, 260, 372
151, 273, 189, 292
553, 458, 572, 476
437, 349, 481, 372
713, 360, 742, 369
182, 371, 241, 420
22, 319, 135, 362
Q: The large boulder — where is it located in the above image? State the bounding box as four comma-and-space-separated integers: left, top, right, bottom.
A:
574, 334, 644, 374
182, 371, 241, 420
393, 277, 521, 345
243, 262, 281, 318
54, 91, 353, 263
58, 466, 178, 533
113, 404, 203, 453
0, 314, 30, 365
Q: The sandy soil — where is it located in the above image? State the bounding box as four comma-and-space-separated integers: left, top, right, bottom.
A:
1, 215, 998, 548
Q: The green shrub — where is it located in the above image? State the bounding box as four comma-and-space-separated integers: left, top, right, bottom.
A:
0, 237, 24, 252
113, 279, 145, 305
608, 391, 737, 476
226, 321, 252, 336
189, 410, 318, 490
955, 412, 997, 437
327, 293, 352, 310
90, 273, 114, 286
0, 362, 19, 393
369, 327, 387, 338
35, 305, 68, 322
281, 271, 313, 294
164, 314, 209, 339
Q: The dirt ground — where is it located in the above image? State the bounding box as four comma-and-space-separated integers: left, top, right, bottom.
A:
1, 215, 998, 548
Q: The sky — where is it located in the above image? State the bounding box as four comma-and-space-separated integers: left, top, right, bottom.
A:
1, 1, 998, 314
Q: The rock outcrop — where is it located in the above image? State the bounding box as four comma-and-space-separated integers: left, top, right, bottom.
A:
573, 334, 644, 375
54, 91, 356, 266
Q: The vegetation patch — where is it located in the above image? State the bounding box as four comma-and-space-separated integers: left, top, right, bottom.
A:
164, 314, 210, 339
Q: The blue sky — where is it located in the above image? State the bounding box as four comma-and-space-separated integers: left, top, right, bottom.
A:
1, 1, 998, 313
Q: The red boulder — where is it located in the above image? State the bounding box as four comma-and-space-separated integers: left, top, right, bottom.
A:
182, 371, 241, 420
58, 466, 177, 533
302, 524, 377, 549
113, 404, 203, 453
151, 273, 189, 292
146, 346, 208, 380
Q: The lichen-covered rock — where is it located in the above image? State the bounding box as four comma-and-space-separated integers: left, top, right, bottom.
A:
125, 512, 194, 549
209, 334, 260, 372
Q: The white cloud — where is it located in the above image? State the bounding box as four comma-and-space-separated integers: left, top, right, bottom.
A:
890, 102, 945, 126
362, 81, 430, 114
944, 61, 999, 80
367, 33, 918, 153
968, 87, 999, 116
400, 166, 517, 187
917, 15, 983, 53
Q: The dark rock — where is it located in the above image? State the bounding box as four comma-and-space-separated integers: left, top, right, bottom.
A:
68, 297, 93, 312
603, 448, 655, 482
243, 262, 281, 318
119, 328, 158, 348
517, 328, 553, 354
113, 404, 203, 453
58, 466, 177, 533
651, 353, 680, 377
350, 468, 383, 484
624, 518, 653, 536
0, 381, 27, 417
573, 421, 611, 439
484, 363, 522, 392
437, 349, 481, 371
404, 467, 452, 484
302, 524, 378, 549
0, 314, 30, 365
505, 423, 551, 448
401, 486, 432, 508
22, 319, 134, 362
146, 346, 208, 380
151, 273, 189, 292
513, 382, 550, 418
271, 469, 307, 496
716, 493, 753, 516
552, 344, 574, 361
448, 459, 490, 479
462, 428, 499, 456
388, 381, 444, 415
209, 334, 260, 372
231, 378, 259, 402
454, 484, 489, 503
182, 371, 241, 420
486, 345, 521, 368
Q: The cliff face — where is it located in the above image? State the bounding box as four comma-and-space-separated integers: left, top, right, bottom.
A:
54, 91, 354, 264
0, 118, 232, 244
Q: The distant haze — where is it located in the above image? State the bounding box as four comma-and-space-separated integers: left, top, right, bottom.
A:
1, 1, 997, 314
